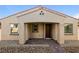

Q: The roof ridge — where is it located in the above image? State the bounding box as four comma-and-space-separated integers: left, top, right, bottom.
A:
0, 5, 78, 20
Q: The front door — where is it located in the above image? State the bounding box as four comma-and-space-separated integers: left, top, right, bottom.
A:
45, 24, 52, 38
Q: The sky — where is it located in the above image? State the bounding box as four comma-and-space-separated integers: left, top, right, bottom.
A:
0, 5, 79, 19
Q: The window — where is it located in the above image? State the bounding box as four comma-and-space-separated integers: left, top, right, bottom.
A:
64, 23, 73, 34
32, 24, 38, 32
10, 23, 19, 35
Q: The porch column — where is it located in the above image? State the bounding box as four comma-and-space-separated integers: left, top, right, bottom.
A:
19, 23, 25, 44
19, 23, 28, 44
58, 23, 64, 44
54, 24, 58, 41
44, 24, 45, 38
24, 24, 29, 41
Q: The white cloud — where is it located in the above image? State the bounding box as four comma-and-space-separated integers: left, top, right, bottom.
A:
73, 14, 79, 19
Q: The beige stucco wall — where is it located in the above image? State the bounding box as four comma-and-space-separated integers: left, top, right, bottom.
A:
64, 24, 78, 40
1, 16, 19, 41
18, 9, 65, 23
0, 29, 1, 41
51, 23, 59, 41
25, 23, 44, 39
0, 7, 78, 44
78, 26, 79, 40
25, 23, 57, 39
18, 9, 78, 44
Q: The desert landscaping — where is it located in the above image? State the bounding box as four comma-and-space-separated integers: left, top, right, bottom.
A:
0, 45, 79, 53
0, 39, 79, 53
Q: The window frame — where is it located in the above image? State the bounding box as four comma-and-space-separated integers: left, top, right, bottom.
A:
32, 24, 39, 33
10, 23, 19, 35
64, 23, 73, 35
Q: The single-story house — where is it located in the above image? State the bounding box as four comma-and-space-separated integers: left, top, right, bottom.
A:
0, 6, 78, 45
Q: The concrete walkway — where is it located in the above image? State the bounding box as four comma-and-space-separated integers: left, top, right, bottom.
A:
26, 39, 65, 53
49, 40, 65, 53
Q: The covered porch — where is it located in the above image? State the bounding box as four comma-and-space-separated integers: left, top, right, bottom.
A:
24, 23, 59, 44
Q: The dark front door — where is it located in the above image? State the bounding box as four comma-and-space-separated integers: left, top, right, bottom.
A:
45, 24, 52, 38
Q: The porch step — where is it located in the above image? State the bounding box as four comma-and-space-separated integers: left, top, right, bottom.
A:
25, 39, 54, 44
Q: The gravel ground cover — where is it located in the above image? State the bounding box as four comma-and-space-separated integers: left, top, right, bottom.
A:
0, 39, 65, 53
0, 45, 53, 53
63, 47, 79, 53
